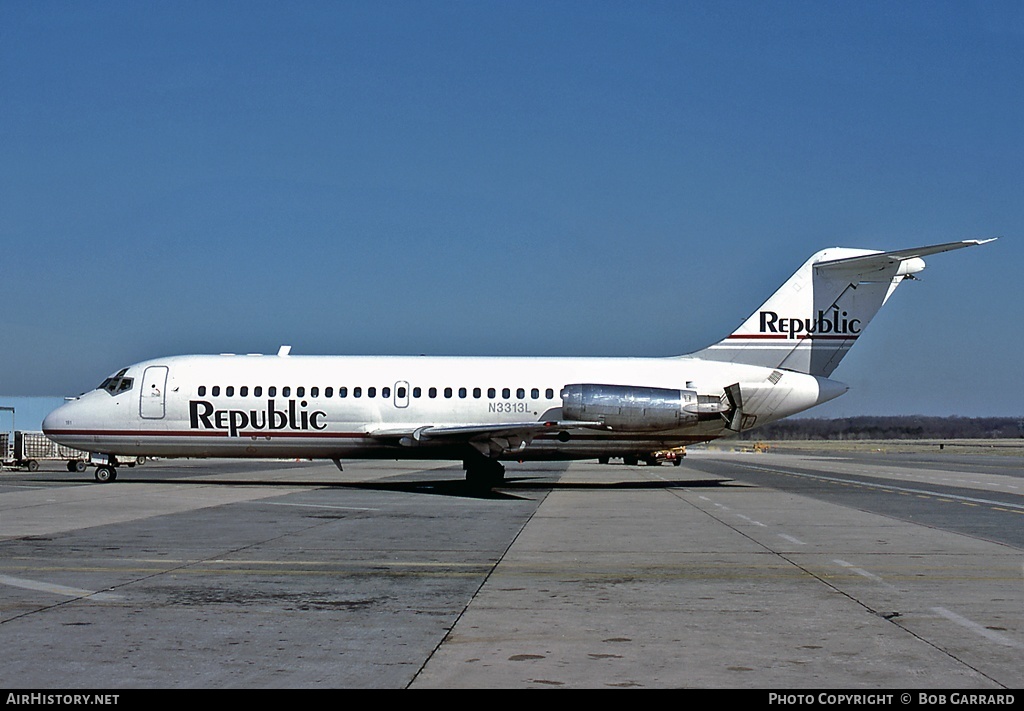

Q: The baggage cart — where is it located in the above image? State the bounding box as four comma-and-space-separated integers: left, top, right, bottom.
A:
9, 431, 90, 472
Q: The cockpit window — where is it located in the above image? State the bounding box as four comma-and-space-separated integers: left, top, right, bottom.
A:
98, 368, 134, 396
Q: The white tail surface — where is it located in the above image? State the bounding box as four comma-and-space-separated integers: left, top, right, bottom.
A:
690, 240, 994, 377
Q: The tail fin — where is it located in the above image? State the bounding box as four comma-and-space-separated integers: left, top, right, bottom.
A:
691, 239, 994, 377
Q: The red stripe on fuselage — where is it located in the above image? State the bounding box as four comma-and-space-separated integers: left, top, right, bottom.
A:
43, 429, 370, 439
726, 334, 858, 341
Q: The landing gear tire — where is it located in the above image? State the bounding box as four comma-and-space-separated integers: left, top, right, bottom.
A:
94, 466, 117, 483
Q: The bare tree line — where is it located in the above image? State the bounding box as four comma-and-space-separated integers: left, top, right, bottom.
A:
741, 416, 1024, 441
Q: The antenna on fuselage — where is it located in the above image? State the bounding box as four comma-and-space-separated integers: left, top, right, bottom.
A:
278, 345, 292, 357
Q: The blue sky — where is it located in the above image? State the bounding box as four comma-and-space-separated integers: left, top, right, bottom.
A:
1, 1, 1021, 418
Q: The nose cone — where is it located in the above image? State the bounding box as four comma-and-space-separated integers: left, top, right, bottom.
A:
42, 400, 76, 442
42, 404, 62, 434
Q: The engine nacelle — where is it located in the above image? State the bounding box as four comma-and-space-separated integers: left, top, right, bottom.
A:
561, 383, 704, 431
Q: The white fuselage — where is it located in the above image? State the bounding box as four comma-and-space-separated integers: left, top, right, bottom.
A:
42, 353, 847, 462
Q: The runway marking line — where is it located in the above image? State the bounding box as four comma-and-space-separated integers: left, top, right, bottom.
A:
728, 462, 1024, 513
0, 573, 122, 601
932, 606, 1022, 649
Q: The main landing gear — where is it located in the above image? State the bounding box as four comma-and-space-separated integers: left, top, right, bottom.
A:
463, 455, 505, 489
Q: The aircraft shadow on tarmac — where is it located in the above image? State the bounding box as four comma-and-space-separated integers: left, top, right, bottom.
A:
39, 475, 741, 501
342, 477, 742, 500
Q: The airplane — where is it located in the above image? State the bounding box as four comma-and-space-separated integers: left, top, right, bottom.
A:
43, 239, 993, 486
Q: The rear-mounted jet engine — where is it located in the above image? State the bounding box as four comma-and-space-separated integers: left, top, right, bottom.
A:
560, 383, 733, 431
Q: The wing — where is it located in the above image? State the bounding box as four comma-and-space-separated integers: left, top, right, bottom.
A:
368, 419, 602, 457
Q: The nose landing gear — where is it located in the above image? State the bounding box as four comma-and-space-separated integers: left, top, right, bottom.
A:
94, 465, 117, 483
90, 454, 121, 483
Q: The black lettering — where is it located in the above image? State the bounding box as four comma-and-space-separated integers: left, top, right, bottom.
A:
190, 400, 214, 428
816, 310, 833, 334
229, 410, 248, 438
310, 411, 327, 430
189, 399, 328, 435
269, 400, 287, 429
759, 309, 863, 339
